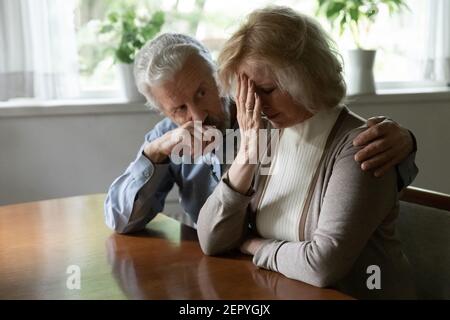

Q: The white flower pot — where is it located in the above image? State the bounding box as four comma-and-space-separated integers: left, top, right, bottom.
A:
346, 49, 376, 95
117, 63, 146, 102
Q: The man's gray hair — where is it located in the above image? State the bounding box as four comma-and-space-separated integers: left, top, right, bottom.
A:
134, 33, 217, 110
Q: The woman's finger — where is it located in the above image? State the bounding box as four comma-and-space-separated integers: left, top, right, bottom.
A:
246, 78, 255, 112
253, 92, 262, 125
240, 74, 248, 111
235, 73, 241, 111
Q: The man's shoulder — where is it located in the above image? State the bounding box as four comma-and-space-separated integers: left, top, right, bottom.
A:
144, 117, 177, 142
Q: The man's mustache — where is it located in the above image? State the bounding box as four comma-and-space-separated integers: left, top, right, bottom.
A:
203, 115, 227, 135
202, 116, 218, 127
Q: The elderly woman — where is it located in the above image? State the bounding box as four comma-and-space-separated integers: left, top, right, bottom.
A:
197, 6, 416, 299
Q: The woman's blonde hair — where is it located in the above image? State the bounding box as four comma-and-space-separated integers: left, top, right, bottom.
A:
218, 6, 346, 113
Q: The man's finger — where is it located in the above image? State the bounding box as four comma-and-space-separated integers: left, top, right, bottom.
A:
181, 120, 193, 128
353, 124, 387, 146
360, 148, 395, 171
374, 157, 399, 177
366, 116, 387, 127
354, 139, 388, 162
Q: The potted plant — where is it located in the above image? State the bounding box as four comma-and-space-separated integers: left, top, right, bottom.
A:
316, 0, 407, 95
99, 7, 165, 101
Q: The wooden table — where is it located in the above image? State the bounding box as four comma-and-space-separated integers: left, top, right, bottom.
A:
0, 194, 352, 300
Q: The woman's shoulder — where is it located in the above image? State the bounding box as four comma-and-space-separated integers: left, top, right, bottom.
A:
326, 106, 370, 159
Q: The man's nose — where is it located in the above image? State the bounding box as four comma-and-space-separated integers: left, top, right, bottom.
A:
188, 105, 207, 122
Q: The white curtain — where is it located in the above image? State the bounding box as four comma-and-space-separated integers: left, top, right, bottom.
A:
424, 0, 450, 84
0, 0, 80, 101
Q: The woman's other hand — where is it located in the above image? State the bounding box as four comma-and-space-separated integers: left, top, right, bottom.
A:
240, 237, 266, 256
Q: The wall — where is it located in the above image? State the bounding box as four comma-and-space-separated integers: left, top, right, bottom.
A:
0, 103, 164, 206
347, 91, 450, 195
0, 91, 449, 206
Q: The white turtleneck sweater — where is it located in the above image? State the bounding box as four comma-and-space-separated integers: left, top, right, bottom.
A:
256, 106, 343, 242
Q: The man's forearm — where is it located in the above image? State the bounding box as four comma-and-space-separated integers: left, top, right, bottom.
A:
104, 151, 174, 233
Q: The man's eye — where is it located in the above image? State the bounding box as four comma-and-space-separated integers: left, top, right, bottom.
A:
197, 89, 206, 98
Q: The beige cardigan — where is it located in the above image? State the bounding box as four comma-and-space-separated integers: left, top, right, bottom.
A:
197, 107, 416, 299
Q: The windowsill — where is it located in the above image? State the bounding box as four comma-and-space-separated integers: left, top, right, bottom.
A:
0, 87, 449, 118
0, 99, 152, 117
346, 86, 450, 106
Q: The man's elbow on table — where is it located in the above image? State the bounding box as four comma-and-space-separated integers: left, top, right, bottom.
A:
104, 212, 130, 234
105, 215, 144, 234
103, 200, 141, 235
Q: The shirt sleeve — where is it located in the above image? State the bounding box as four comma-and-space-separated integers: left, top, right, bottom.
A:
104, 120, 176, 234
396, 130, 419, 191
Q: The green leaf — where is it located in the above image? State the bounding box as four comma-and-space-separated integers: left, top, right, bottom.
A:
116, 46, 133, 64
97, 6, 166, 63
99, 24, 114, 34
338, 13, 347, 35
316, 0, 407, 37
152, 11, 165, 26
326, 1, 346, 21
108, 12, 118, 23
349, 7, 359, 23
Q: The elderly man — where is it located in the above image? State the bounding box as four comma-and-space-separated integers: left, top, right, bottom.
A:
104, 33, 417, 234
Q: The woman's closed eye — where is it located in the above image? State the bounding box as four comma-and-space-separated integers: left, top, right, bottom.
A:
259, 87, 276, 95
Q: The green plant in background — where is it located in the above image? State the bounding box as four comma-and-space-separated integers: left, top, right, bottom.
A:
99, 6, 165, 64
316, 0, 408, 48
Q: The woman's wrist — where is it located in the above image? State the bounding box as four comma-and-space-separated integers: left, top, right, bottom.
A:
227, 159, 257, 195
236, 142, 259, 165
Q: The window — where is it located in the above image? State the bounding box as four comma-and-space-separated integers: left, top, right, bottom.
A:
1, 0, 448, 103
73, 0, 447, 98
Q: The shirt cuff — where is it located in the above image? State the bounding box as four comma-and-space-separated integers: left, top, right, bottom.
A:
215, 176, 255, 211
396, 150, 419, 191
408, 130, 418, 153
131, 151, 170, 183
222, 171, 256, 197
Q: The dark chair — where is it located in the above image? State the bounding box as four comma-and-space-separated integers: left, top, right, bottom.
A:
398, 186, 450, 299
